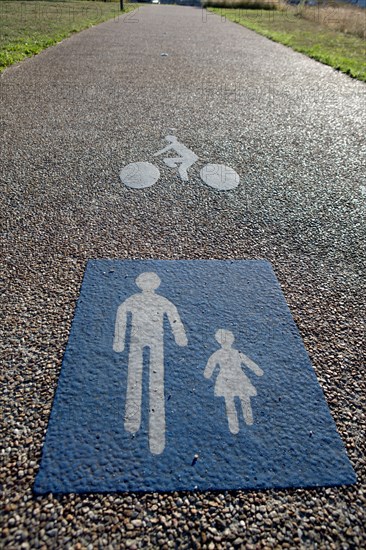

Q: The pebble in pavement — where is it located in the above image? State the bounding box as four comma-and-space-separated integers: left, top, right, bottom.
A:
1, 5, 366, 549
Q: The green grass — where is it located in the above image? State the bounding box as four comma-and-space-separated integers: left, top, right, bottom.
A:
208, 8, 366, 81
0, 1, 138, 72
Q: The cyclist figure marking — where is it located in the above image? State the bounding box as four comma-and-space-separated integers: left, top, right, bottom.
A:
154, 135, 198, 181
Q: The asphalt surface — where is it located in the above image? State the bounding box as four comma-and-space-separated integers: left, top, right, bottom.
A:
1, 4, 366, 548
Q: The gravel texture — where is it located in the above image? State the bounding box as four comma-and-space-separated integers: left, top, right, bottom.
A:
1, 5, 365, 548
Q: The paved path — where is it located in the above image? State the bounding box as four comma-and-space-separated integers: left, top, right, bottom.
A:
1, 5, 365, 547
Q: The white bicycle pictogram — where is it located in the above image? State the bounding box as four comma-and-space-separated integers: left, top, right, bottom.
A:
120, 135, 240, 191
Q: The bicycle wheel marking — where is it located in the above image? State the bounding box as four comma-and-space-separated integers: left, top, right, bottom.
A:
200, 164, 240, 191
120, 162, 160, 189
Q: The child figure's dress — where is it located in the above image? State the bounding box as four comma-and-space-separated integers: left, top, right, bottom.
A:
212, 349, 258, 399
204, 329, 263, 434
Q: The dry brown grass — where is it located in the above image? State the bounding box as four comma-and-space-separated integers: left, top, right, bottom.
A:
203, 0, 366, 39
202, 0, 278, 10
292, 3, 366, 39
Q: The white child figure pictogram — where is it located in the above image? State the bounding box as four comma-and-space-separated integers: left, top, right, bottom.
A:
204, 329, 263, 434
113, 272, 188, 455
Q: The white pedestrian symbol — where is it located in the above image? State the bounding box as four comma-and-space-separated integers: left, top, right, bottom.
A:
204, 329, 264, 434
113, 272, 188, 455
120, 134, 240, 191
153, 135, 199, 182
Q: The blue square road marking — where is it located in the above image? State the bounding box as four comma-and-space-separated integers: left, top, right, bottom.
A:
34, 260, 356, 493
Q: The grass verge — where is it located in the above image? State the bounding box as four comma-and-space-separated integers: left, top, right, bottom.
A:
208, 7, 366, 81
0, 1, 138, 73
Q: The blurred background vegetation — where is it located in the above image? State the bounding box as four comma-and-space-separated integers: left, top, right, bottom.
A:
0, 0, 365, 80
0, 0, 136, 72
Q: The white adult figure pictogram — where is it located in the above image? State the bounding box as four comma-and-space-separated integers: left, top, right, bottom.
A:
113, 272, 188, 455
153, 135, 198, 181
204, 329, 263, 434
